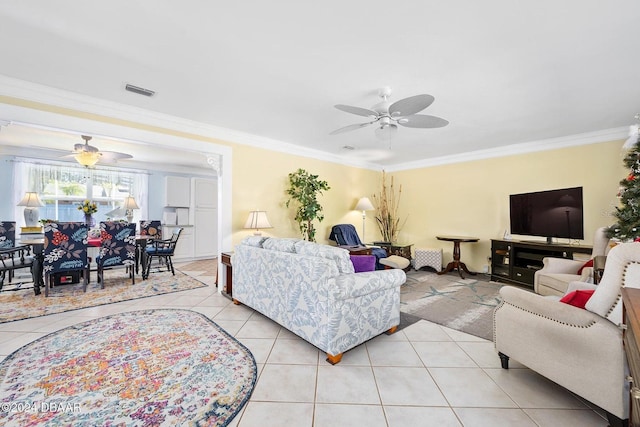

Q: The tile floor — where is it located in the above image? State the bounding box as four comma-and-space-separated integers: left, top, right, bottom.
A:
0, 261, 610, 426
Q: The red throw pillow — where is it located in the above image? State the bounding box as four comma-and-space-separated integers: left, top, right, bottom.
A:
577, 258, 594, 275
560, 289, 596, 309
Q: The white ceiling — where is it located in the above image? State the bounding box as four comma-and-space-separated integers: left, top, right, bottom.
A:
0, 1, 639, 167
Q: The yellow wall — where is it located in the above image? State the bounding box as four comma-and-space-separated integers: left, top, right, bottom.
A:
231, 144, 381, 246
391, 140, 626, 271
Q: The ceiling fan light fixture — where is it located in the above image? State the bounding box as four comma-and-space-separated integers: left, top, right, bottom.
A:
74, 150, 101, 167
375, 123, 397, 142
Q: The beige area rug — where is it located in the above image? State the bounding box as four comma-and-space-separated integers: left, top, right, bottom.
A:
400, 270, 505, 340
0, 259, 217, 324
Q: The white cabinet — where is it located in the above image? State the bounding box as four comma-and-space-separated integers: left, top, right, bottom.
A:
194, 178, 217, 209
193, 178, 217, 259
171, 226, 194, 261
194, 208, 217, 258
165, 176, 190, 207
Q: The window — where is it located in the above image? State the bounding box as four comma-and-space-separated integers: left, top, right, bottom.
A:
14, 161, 148, 225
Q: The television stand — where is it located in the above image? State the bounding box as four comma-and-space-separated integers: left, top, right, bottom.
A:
490, 239, 592, 288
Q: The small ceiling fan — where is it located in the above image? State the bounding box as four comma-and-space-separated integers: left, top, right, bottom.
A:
69, 135, 133, 167
330, 87, 448, 141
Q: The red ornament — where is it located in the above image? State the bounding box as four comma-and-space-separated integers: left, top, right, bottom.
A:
627, 174, 636, 181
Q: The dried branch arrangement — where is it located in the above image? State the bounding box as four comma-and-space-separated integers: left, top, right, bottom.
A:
372, 171, 404, 243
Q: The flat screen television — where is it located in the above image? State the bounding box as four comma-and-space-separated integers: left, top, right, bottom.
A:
509, 187, 584, 243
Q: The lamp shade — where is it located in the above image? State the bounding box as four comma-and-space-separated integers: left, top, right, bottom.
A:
244, 211, 272, 230
354, 197, 375, 211
122, 196, 140, 210
17, 192, 44, 207
17, 192, 44, 228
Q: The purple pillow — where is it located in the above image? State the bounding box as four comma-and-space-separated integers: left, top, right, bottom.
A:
350, 255, 376, 273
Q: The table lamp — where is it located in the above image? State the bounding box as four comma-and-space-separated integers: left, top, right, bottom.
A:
123, 196, 140, 224
17, 192, 45, 228
354, 197, 375, 242
243, 210, 272, 235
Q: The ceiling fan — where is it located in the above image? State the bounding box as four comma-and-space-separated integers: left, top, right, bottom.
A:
330, 87, 448, 141
69, 135, 133, 167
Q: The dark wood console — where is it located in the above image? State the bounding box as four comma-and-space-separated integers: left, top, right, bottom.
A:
490, 239, 592, 288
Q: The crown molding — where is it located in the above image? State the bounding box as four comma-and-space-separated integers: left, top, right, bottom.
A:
385, 127, 628, 172
0, 75, 627, 173
0, 75, 381, 171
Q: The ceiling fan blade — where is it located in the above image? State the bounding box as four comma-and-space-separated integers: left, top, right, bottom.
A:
397, 114, 449, 128
335, 104, 378, 118
99, 151, 133, 162
329, 121, 375, 135
388, 94, 435, 117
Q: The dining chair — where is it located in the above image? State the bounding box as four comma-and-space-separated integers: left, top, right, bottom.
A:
139, 220, 162, 240
43, 222, 89, 297
0, 245, 36, 292
96, 221, 136, 287
142, 227, 183, 280
0, 221, 16, 249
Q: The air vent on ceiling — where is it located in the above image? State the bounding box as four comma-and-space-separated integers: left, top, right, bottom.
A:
125, 84, 155, 97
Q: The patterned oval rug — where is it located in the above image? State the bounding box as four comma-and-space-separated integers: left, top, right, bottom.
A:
0, 309, 256, 426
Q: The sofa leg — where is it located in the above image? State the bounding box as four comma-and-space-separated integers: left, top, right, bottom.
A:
232, 298, 241, 305
606, 412, 629, 427
326, 353, 343, 365
498, 352, 509, 369
386, 325, 398, 335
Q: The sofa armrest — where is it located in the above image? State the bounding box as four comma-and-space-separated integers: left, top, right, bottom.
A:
537, 257, 585, 275
565, 280, 598, 294
499, 286, 600, 327
332, 269, 406, 300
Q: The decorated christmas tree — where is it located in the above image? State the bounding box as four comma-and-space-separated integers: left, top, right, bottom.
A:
609, 121, 640, 241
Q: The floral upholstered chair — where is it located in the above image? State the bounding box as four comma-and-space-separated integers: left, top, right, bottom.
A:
0, 221, 16, 249
43, 222, 89, 297
139, 220, 162, 240
96, 221, 136, 287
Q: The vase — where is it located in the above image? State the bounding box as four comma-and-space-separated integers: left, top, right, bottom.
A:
84, 214, 95, 228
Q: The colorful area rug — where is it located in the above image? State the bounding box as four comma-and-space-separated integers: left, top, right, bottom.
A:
0, 309, 256, 426
401, 270, 504, 340
0, 269, 207, 324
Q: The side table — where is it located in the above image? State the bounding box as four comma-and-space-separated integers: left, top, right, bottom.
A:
436, 235, 479, 279
339, 246, 372, 256
372, 242, 413, 259
593, 255, 607, 285
217, 252, 233, 299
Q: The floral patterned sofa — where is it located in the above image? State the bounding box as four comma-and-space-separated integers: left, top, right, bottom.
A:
232, 236, 406, 364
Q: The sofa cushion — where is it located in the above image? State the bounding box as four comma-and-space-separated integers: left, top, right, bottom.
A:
262, 237, 300, 253
560, 289, 595, 309
350, 255, 376, 273
294, 240, 355, 274
241, 235, 268, 248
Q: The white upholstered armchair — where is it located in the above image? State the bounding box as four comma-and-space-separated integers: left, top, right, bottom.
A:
534, 226, 611, 296
495, 242, 640, 427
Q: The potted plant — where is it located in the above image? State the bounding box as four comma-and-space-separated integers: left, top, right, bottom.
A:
285, 168, 330, 242
372, 171, 405, 243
